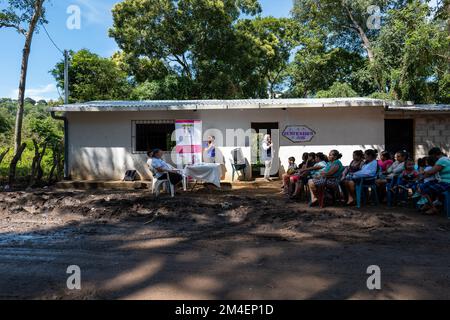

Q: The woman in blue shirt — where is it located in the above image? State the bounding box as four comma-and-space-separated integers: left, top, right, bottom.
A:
308, 150, 344, 206
344, 149, 379, 206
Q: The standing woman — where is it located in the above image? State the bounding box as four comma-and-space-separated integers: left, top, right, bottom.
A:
261, 134, 274, 181
203, 136, 216, 163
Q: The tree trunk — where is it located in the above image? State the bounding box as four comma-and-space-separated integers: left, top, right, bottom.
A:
36, 142, 47, 183
342, 3, 375, 63
14, 0, 45, 153
0, 148, 10, 166
8, 143, 27, 187
29, 140, 39, 184
29, 139, 47, 187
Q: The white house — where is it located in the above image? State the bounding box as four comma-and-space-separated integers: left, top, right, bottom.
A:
49, 98, 450, 181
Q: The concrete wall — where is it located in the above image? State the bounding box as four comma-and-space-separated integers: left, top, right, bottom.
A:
66, 107, 385, 181
414, 116, 450, 159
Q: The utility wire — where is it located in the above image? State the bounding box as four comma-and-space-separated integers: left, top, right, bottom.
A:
41, 22, 64, 55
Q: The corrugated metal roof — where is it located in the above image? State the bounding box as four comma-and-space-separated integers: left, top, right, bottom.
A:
387, 104, 450, 112
48, 98, 393, 112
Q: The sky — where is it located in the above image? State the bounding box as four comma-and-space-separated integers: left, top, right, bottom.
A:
0, 0, 293, 101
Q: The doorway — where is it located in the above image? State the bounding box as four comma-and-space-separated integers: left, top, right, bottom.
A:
251, 122, 279, 177
385, 119, 414, 157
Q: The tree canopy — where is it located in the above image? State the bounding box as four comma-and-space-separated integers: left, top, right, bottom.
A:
45, 0, 449, 103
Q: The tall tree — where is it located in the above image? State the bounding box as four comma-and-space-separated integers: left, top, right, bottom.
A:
373, 0, 450, 102
109, 0, 263, 99
292, 0, 402, 62
51, 49, 132, 103
0, 0, 46, 153
236, 17, 300, 98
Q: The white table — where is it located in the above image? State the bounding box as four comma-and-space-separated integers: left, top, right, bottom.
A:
183, 163, 222, 188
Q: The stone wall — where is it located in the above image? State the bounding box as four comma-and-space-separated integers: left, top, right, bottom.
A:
415, 116, 450, 159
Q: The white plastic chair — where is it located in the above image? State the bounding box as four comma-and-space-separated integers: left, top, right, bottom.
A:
147, 160, 187, 197
147, 160, 175, 197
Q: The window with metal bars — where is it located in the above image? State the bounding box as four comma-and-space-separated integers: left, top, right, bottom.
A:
132, 120, 175, 153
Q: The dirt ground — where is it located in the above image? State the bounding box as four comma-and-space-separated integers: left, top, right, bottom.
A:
0, 182, 449, 300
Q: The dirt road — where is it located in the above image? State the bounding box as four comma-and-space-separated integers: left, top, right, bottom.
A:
0, 183, 449, 299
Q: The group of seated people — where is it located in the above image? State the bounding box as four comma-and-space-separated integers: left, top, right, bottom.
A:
281, 147, 450, 215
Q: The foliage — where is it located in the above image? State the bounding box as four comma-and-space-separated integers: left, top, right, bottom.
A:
51, 49, 132, 103
0, 0, 47, 34
109, 0, 271, 98
0, 100, 64, 183
372, 0, 450, 103
315, 82, 358, 98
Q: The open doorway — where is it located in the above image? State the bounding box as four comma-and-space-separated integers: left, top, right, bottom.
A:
385, 119, 414, 157
251, 122, 279, 177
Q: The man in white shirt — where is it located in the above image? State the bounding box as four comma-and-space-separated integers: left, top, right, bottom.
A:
147, 149, 183, 185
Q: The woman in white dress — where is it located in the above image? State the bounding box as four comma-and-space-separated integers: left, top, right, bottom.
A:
261, 134, 274, 181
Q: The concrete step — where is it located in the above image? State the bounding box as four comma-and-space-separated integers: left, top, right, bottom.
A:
56, 180, 152, 190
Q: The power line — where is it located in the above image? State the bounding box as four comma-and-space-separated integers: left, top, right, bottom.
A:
41, 22, 64, 55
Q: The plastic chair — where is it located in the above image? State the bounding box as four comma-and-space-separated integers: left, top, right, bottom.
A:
230, 148, 247, 181
231, 163, 246, 182
315, 180, 342, 208
355, 177, 379, 208
147, 160, 177, 198
386, 176, 402, 207
443, 190, 450, 219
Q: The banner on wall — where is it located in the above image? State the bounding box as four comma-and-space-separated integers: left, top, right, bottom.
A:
175, 120, 203, 166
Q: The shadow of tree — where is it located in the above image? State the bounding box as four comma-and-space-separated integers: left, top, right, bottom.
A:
0, 186, 449, 300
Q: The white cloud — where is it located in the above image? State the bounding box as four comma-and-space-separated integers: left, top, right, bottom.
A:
10, 83, 59, 101
74, 0, 115, 26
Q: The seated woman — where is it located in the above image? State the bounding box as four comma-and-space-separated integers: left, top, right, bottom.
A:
307, 150, 344, 206
378, 151, 393, 176
148, 149, 183, 187
343, 149, 379, 206
386, 150, 408, 181
376, 150, 407, 198
289, 152, 323, 199
341, 150, 364, 180
419, 147, 450, 215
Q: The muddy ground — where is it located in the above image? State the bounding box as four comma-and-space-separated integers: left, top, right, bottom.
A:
0, 182, 449, 300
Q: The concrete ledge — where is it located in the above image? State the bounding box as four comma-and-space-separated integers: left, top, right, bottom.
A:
56, 180, 152, 190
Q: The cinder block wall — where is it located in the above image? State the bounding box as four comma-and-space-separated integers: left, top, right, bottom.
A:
415, 116, 450, 159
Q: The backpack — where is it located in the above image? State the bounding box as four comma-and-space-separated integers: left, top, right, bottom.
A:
123, 170, 138, 181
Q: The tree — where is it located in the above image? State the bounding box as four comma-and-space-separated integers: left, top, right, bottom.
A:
292, 0, 403, 62
236, 17, 300, 98
288, 30, 373, 98
51, 49, 131, 102
315, 81, 358, 98
372, 0, 450, 102
24, 114, 62, 186
0, 0, 46, 153
0, 108, 13, 146
109, 0, 263, 99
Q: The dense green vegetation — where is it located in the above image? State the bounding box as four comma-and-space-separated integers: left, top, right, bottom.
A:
50, 0, 449, 103
0, 98, 64, 186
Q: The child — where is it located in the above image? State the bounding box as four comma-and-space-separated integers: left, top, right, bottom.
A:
399, 158, 419, 190
281, 157, 297, 194
416, 157, 438, 207
378, 151, 394, 176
